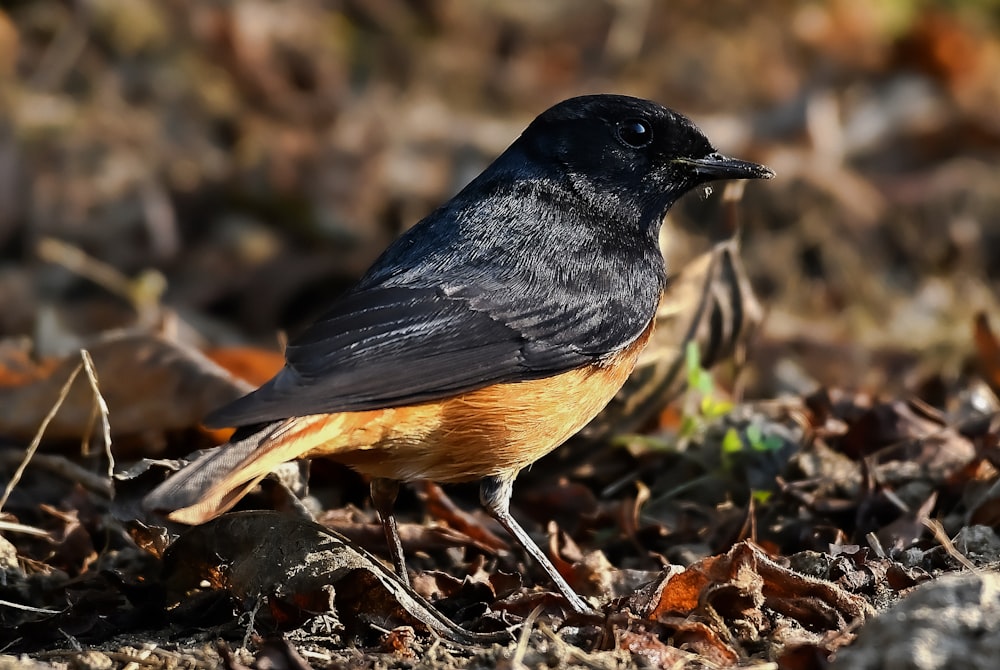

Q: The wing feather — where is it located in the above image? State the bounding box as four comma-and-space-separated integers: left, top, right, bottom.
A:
203, 286, 596, 427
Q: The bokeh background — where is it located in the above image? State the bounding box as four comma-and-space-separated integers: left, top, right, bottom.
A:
2, 0, 999, 397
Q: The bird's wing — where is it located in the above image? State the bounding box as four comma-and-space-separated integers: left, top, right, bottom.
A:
203, 285, 628, 427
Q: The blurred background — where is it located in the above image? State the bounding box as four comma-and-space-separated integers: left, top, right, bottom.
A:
1, 0, 999, 398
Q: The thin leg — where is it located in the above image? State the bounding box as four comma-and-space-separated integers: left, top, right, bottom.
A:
480, 475, 595, 614
370, 477, 410, 587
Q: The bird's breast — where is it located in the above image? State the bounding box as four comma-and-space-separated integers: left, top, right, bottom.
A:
277, 316, 657, 482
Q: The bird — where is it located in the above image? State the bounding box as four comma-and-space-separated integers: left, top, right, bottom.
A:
143, 94, 773, 615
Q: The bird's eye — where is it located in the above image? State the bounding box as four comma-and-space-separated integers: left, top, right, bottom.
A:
616, 118, 653, 148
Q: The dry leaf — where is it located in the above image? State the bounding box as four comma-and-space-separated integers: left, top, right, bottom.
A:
0, 332, 251, 444
159, 511, 512, 644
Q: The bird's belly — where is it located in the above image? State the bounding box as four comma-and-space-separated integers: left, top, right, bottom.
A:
293, 319, 655, 482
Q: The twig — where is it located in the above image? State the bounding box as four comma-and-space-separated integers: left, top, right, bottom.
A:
0, 450, 112, 498
0, 357, 83, 513
37, 237, 135, 302
0, 348, 115, 512
0, 519, 51, 538
36, 236, 165, 323
80, 349, 114, 487
0, 599, 60, 614
865, 531, 887, 559
510, 604, 544, 669
922, 518, 979, 572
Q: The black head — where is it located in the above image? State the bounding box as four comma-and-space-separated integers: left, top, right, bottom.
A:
517, 94, 773, 222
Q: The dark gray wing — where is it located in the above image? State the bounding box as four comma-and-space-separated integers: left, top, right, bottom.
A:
202, 285, 605, 427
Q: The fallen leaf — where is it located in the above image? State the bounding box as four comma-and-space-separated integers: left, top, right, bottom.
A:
0, 332, 252, 446
158, 511, 512, 644
645, 542, 874, 637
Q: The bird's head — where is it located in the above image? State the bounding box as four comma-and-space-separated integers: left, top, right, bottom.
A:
518, 94, 774, 224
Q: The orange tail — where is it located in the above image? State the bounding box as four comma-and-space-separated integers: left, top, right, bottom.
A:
143, 416, 336, 524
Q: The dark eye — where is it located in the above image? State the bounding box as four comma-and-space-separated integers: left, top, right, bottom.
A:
616, 118, 653, 148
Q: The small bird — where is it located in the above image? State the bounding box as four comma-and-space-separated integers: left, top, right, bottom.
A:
144, 95, 773, 615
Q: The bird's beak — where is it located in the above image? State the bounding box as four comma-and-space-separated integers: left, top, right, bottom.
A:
677, 153, 775, 181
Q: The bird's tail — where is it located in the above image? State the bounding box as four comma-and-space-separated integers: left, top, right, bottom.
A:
142, 418, 328, 524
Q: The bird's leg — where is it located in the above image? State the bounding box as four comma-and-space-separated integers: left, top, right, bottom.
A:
480, 474, 595, 614
370, 477, 410, 586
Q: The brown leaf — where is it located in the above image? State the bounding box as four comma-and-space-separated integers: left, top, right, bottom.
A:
973, 312, 1000, 396
34, 504, 97, 577
832, 395, 975, 482
417, 481, 508, 552
159, 511, 511, 644
0, 332, 251, 444
379, 626, 417, 656
204, 346, 285, 386
646, 557, 719, 616
651, 617, 742, 665
645, 542, 874, 635
618, 628, 705, 668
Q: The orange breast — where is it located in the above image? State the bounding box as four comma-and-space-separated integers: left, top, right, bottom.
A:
292, 318, 656, 482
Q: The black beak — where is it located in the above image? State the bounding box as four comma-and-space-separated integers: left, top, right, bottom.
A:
678, 152, 775, 181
